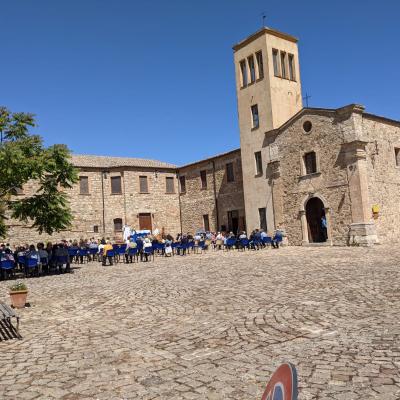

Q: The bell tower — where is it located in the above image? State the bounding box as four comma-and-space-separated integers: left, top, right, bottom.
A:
233, 27, 303, 231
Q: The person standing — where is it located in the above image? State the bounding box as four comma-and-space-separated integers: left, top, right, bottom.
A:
321, 215, 328, 242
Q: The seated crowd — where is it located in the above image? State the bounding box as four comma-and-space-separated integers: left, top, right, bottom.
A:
0, 228, 283, 280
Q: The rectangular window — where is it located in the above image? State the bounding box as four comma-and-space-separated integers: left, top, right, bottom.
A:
139, 176, 148, 193
395, 148, 400, 167
251, 104, 259, 129
111, 176, 122, 194
200, 170, 207, 189
203, 214, 210, 232
272, 49, 280, 77
248, 55, 256, 83
93, 225, 99, 233
288, 54, 296, 81
226, 162, 235, 182
280, 51, 287, 79
304, 152, 317, 175
114, 218, 123, 232
79, 176, 89, 194
166, 177, 175, 193
258, 208, 267, 231
240, 60, 248, 87
256, 51, 264, 79
179, 176, 186, 193
255, 151, 263, 175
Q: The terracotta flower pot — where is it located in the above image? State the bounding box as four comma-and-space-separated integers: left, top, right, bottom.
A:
9, 290, 28, 309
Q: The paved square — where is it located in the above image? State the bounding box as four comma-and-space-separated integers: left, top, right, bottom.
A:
1, 246, 399, 399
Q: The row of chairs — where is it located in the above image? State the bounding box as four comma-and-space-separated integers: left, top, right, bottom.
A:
102, 241, 207, 264
0, 255, 70, 280
221, 235, 282, 250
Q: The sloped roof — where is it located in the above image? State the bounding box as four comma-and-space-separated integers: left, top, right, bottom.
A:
179, 148, 241, 169
71, 154, 177, 170
233, 26, 298, 51
264, 104, 400, 137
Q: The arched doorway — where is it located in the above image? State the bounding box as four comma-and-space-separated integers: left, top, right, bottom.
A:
305, 197, 327, 243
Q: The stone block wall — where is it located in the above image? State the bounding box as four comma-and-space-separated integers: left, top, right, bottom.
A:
5, 167, 181, 245
179, 150, 246, 234
267, 112, 353, 245
363, 116, 400, 242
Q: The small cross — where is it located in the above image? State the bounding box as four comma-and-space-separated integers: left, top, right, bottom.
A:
303, 92, 312, 108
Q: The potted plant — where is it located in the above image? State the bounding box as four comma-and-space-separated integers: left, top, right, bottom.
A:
9, 282, 28, 309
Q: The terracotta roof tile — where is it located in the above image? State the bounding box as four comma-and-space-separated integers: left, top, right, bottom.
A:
71, 154, 177, 169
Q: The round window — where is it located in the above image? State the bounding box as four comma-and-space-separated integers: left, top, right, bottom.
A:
303, 120, 312, 133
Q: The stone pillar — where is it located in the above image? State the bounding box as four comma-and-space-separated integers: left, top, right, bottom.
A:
344, 140, 377, 246
299, 210, 308, 245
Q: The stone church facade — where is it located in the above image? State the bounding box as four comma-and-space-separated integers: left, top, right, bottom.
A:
5, 27, 400, 246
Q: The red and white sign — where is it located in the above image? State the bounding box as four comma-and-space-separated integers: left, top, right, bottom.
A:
261, 363, 298, 400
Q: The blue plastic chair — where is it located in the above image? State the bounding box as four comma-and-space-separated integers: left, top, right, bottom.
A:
188, 242, 195, 254
88, 247, 98, 261
127, 247, 138, 263
152, 243, 165, 256
142, 246, 154, 262
78, 249, 89, 263
25, 257, 39, 277
239, 238, 249, 250
262, 236, 273, 246
116, 245, 126, 262
57, 256, 70, 271
104, 250, 115, 265
1, 259, 15, 279
18, 255, 26, 267
68, 248, 79, 263
176, 242, 188, 256
225, 238, 236, 250
194, 240, 205, 253
171, 242, 179, 255
272, 234, 283, 248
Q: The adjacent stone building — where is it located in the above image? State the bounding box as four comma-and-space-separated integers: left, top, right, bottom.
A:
178, 149, 245, 235
5, 26, 400, 246
6, 155, 181, 244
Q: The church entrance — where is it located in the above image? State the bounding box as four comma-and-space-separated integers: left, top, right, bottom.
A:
305, 197, 327, 243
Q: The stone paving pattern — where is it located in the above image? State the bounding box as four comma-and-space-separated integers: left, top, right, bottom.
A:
0, 246, 399, 399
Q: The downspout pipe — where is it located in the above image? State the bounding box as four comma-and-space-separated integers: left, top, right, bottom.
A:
177, 171, 183, 236
101, 171, 106, 234
211, 160, 220, 231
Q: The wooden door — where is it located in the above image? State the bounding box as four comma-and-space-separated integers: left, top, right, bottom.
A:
139, 213, 152, 231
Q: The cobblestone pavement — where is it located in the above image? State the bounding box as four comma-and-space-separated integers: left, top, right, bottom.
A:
0, 246, 399, 399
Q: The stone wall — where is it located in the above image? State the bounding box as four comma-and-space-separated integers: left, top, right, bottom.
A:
179, 150, 246, 234
5, 167, 181, 245
267, 112, 353, 245
363, 116, 400, 242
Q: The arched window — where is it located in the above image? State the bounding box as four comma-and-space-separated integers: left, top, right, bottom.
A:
113, 218, 122, 232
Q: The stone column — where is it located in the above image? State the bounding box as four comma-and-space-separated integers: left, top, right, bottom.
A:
299, 210, 308, 245
345, 140, 377, 245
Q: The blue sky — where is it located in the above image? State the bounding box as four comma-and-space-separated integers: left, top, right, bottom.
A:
1, 0, 399, 165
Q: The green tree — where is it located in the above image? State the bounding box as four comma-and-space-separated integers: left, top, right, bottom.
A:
0, 107, 78, 238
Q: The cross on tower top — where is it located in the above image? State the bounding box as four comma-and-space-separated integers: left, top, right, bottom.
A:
303, 93, 312, 108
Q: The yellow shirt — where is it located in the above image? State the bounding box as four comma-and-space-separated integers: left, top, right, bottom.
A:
103, 244, 113, 255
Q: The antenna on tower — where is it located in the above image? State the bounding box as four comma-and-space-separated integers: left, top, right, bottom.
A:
260, 12, 266, 27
